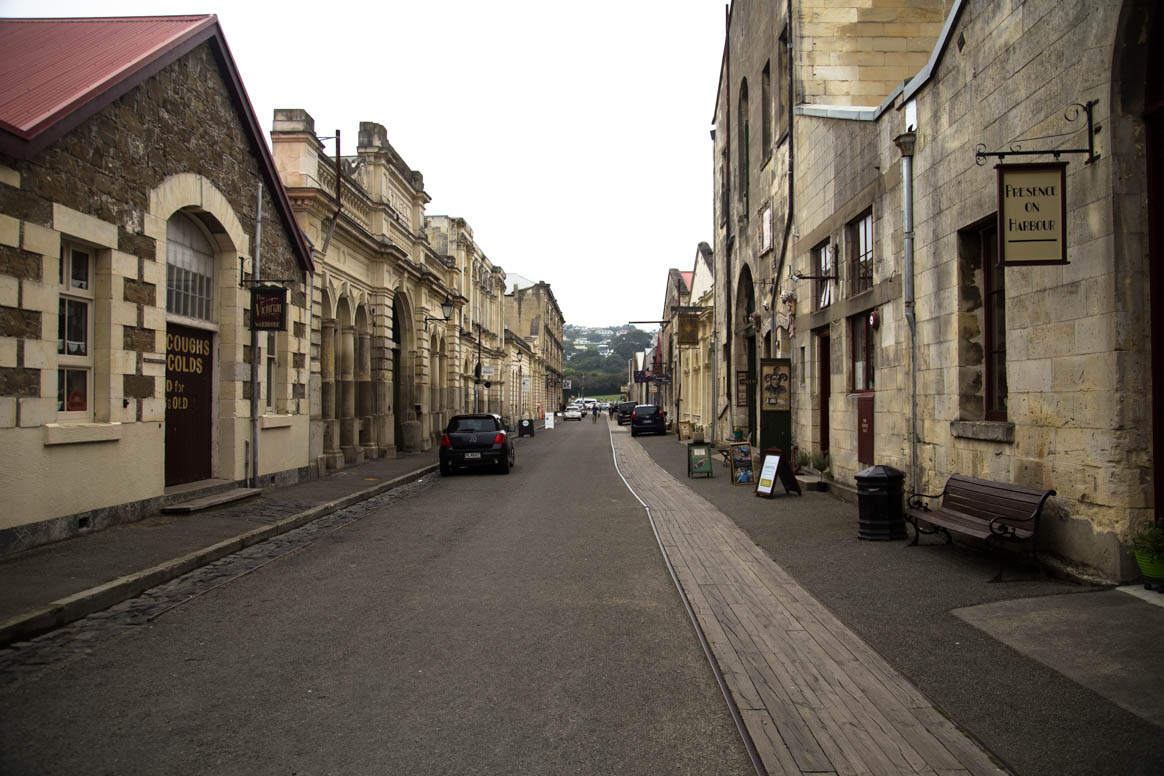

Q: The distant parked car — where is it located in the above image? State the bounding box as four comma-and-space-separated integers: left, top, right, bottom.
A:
564, 405, 583, 421
629, 404, 666, 437
616, 401, 637, 425
440, 413, 515, 475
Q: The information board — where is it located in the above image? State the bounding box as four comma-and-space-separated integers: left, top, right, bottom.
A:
678, 421, 692, 440
544, 412, 555, 430
729, 443, 754, 485
687, 443, 713, 478
755, 455, 781, 496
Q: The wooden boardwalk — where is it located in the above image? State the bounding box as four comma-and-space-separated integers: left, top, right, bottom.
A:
611, 427, 1004, 776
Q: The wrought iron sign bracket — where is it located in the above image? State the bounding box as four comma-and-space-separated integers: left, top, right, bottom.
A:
975, 100, 1100, 166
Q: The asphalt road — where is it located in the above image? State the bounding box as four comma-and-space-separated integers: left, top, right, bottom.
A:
0, 420, 754, 775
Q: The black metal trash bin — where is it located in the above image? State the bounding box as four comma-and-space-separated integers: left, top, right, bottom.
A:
855, 465, 906, 541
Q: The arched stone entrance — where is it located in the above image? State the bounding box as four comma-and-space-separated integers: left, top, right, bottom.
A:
391, 289, 422, 451
733, 265, 758, 442
1112, 2, 1161, 516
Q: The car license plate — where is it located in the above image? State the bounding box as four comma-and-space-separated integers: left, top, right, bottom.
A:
464, 452, 481, 459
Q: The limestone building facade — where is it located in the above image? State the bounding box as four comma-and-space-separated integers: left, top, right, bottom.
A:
504, 279, 565, 418
272, 112, 466, 469
711, 0, 1162, 580
675, 243, 716, 438
0, 16, 314, 553
424, 216, 508, 422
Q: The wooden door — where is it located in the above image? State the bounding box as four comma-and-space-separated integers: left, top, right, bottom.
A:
165, 325, 213, 486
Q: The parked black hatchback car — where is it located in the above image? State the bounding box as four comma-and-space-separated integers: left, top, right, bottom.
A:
629, 404, 666, 436
440, 413, 515, 475
616, 401, 637, 425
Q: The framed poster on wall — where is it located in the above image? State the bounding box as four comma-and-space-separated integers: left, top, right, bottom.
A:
760, 359, 791, 411
736, 371, 749, 407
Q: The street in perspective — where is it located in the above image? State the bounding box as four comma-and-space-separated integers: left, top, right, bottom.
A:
2, 2, 1164, 775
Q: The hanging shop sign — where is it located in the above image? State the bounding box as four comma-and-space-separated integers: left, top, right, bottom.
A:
677, 314, 700, 346
250, 285, 288, 331
996, 162, 1068, 266
652, 373, 671, 385
634, 370, 649, 384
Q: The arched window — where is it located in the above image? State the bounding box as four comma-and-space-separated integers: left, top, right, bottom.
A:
166, 213, 215, 320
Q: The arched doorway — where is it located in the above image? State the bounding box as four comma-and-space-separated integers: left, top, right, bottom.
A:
733, 265, 758, 442
1144, 9, 1164, 515
1112, 2, 1161, 515
164, 211, 218, 486
392, 298, 404, 449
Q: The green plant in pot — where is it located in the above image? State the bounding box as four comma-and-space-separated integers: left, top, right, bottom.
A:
794, 449, 811, 476
809, 450, 830, 491
1131, 521, 1164, 590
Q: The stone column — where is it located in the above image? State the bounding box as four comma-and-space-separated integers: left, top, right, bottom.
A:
340, 326, 362, 465
358, 331, 376, 455
320, 320, 343, 470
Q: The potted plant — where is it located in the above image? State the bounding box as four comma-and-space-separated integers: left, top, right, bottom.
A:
732, 426, 744, 442
1131, 521, 1164, 590
809, 449, 831, 491
794, 449, 811, 476
692, 424, 705, 444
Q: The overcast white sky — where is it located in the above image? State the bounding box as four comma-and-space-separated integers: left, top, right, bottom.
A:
3, 0, 725, 329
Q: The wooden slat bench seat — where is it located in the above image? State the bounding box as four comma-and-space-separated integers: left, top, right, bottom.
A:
904, 474, 1055, 582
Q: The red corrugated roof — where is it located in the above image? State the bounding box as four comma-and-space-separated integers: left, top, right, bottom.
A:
0, 16, 216, 139
0, 15, 314, 274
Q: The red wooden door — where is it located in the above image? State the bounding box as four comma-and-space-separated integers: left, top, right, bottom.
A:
166, 325, 213, 486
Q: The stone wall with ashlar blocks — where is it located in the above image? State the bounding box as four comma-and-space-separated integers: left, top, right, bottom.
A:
0, 41, 311, 552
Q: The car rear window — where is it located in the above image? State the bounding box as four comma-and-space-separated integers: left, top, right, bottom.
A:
448, 417, 498, 433
636, 405, 659, 415
619, 402, 636, 410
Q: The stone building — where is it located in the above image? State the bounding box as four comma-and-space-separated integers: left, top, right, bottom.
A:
424, 216, 508, 420
675, 243, 716, 438
0, 16, 314, 553
504, 279, 565, 417
657, 267, 692, 425
272, 112, 467, 468
713, 0, 949, 454
711, 0, 1162, 580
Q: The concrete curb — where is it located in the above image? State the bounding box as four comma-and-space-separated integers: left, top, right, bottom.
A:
0, 463, 439, 647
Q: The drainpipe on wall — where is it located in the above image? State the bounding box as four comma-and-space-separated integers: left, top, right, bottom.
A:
895, 128, 918, 497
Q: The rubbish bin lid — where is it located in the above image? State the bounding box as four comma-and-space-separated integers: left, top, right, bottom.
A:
854, 464, 905, 483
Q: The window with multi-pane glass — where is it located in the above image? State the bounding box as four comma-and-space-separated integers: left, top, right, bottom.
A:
814, 240, 834, 310
166, 214, 215, 321
57, 244, 92, 414
849, 210, 873, 295
851, 312, 875, 392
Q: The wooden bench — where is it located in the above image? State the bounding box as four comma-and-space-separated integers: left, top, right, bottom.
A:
904, 474, 1055, 582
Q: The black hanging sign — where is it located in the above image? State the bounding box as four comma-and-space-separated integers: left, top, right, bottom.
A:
250, 285, 288, 331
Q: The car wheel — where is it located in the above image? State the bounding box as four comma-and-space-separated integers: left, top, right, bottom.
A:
631, 429, 637, 437
499, 454, 510, 474
440, 460, 452, 476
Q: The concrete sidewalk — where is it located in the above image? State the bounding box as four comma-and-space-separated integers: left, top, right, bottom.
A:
0, 450, 440, 647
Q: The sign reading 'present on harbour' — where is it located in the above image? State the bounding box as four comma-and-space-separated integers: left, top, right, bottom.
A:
996, 162, 1068, 266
